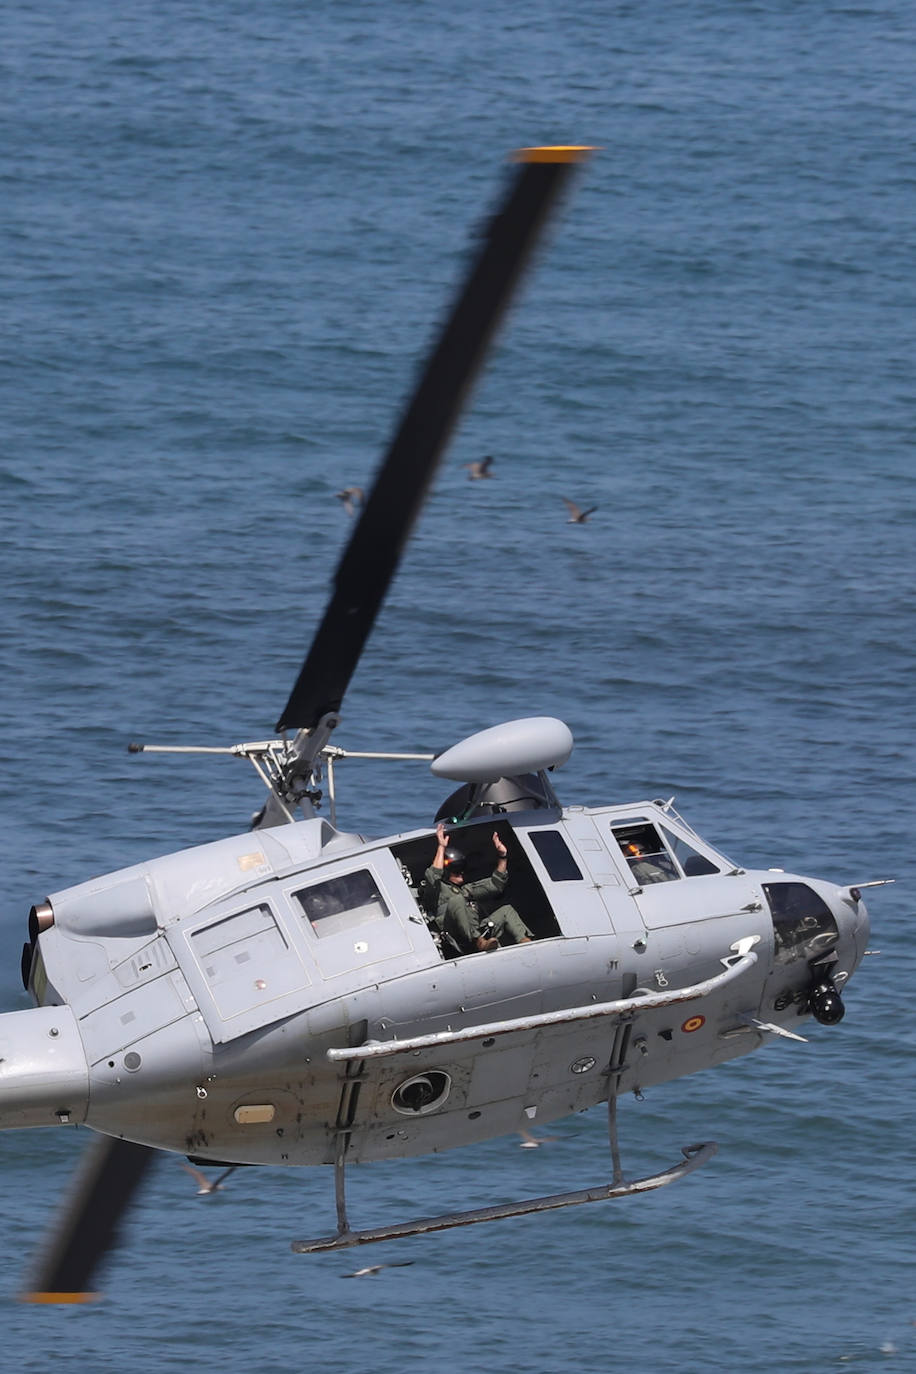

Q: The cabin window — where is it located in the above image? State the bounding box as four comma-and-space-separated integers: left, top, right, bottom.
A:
659, 825, 720, 876
528, 829, 583, 881
293, 869, 390, 939
763, 882, 839, 963
611, 821, 678, 884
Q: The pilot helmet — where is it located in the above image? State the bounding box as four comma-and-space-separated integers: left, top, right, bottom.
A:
443, 846, 466, 873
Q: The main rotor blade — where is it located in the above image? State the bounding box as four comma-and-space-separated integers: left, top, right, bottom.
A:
21, 1136, 157, 1303
277, 146, 592, 733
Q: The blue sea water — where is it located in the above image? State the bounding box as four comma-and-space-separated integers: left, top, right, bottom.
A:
1, 1, 914, 1369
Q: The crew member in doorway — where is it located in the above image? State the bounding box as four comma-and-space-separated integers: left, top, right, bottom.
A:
424, 821, 532, 953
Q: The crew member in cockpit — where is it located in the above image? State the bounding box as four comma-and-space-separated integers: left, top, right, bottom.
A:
425, 822, 532, 953
623, 839, 673, 885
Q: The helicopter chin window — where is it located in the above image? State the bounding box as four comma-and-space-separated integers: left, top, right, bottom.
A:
763, 882, 839, 963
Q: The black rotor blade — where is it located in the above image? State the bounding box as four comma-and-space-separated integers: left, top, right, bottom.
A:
21, 1135, 157, 1303
277, 146, 592, 733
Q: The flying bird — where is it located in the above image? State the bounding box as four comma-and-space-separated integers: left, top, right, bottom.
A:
464, 456, 494, 480
182, 1162, 238, 1195
563, 498, 597, 524
335, 486, 364, 516
518, 1127, 559, 1149
340, 1261, 415, 1278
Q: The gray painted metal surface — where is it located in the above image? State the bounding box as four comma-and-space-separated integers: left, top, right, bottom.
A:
1, 790, 868, 1176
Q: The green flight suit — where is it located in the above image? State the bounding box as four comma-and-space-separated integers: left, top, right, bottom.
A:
424, 864, 531, 953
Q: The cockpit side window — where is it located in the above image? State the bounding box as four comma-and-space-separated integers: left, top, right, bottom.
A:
293, 870, 389, 939
612, 822, 678, 884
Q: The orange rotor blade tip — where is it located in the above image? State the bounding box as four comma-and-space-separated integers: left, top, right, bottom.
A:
512, 145, 598, 163
20, 1290, 100, 1304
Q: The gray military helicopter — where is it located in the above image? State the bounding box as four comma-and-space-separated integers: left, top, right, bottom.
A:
4, 148, 877, 1302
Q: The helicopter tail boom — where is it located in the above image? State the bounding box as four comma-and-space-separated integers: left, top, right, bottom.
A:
0, 1006, 88, 1131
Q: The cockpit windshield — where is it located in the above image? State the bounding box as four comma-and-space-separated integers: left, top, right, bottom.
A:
659, 825, 720, 877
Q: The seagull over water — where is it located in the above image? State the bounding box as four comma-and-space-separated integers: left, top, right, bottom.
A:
182, 1162, 238, 1195
563, 497, 597, 523
340, 1261, 415, 1278
335, 486, 364, 516
518, 1127, 559, 1148
464, 455, 494, 480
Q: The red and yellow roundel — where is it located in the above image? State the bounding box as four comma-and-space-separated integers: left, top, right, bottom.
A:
681, 1015, 706, 1033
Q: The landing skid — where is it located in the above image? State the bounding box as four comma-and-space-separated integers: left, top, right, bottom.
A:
291, 1140, 717, 1254
293, 1026, 717, 1255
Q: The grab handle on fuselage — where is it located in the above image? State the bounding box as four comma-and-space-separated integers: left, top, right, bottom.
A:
327, 936, 760, 1063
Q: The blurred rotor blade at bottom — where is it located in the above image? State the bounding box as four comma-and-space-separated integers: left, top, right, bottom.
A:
21, 1136, 158, 1303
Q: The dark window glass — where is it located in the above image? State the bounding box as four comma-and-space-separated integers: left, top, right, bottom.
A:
529, 829, 583, 881
763, 882, 838, 963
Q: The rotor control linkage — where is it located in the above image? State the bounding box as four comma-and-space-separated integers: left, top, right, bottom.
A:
128, 732, 435, 826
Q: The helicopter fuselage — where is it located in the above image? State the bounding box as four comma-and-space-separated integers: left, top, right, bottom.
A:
4, 799, 868, 1167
